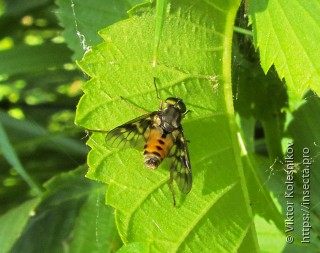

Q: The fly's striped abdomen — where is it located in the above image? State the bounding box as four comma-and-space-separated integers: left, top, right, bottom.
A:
143, 127, 173, 170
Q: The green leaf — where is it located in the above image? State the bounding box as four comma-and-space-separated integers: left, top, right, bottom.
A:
248, 0, 320, 99
255, 215, 286, 253
3, 0, 52, 17
152, 0, 167, 63
0, 198, 40, 253
117, 242, 149, 253
242, 155, 284, 233
68, 185, 122, 253
251, 151, 320, 251
0, 43, 72, 75
284, 92, 320, 248
0, 117, 43, 194
55, 0, 143, 60
232, 44, 288, 160
0, 111, 87, 157
10, 166, 121, 253
75, 0, 265, 251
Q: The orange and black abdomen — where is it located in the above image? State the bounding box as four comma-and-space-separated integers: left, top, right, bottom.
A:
143, 127, 173, 170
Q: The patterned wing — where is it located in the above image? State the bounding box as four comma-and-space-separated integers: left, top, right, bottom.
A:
106, 113, 155, 149
169, 130, 192, 194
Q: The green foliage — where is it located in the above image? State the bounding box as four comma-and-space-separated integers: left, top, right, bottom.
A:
248, 0, 320, 100
9, 166, 122, 253
0, 198, 41, 253
0, 0, 319, 252
55, 0, 143, 60
0, 43, 73, 75
76, 1, 262, 251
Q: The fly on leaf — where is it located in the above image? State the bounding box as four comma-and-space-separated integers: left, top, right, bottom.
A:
91, 81, 192, 206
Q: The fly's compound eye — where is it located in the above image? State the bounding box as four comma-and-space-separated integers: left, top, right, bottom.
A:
165, 97, 187, 113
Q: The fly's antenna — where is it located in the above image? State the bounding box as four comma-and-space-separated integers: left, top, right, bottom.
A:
154, 77, 163, 109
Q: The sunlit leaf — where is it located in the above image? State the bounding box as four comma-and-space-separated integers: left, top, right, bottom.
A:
249, 0, 320, 100
75, 0, 265, 251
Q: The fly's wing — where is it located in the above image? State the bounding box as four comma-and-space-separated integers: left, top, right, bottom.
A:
106, 113, 155, 149
169, 130, 192, 193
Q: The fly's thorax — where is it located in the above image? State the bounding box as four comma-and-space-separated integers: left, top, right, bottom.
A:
160, 97, 186, 133
160, 106, 181, 132
143, 126, 174, 170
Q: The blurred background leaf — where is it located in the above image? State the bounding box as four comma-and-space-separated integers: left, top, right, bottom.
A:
8, 166, 122, 253
55, 0, 143, 60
